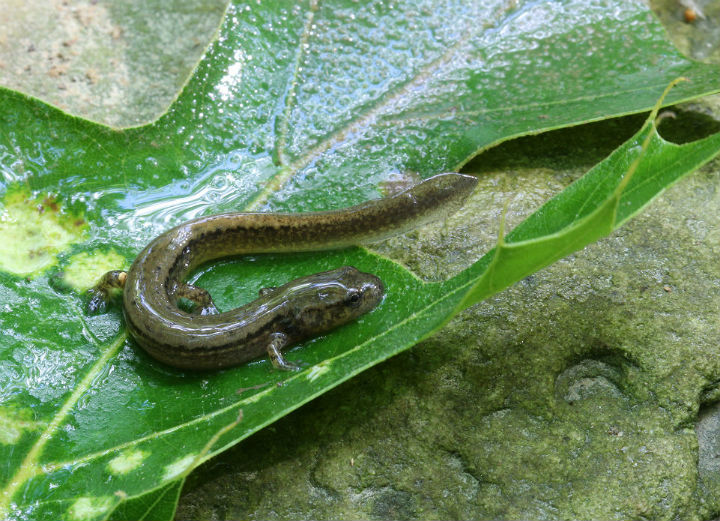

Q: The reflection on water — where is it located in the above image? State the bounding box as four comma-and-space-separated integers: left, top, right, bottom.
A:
99, 154, 278, 247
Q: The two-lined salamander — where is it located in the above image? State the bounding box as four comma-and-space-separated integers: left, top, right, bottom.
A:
89, 173, 478, 370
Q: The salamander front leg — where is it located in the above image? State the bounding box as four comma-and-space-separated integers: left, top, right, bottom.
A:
174, 283, 220, 315
266, 332, 300, 371
258, 286, 278, 297
87, 270, 127, 313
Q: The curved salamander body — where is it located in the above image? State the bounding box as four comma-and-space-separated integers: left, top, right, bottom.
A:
89, 173, 478, 370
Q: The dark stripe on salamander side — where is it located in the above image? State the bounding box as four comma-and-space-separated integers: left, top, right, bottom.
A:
124, 295, 294, 359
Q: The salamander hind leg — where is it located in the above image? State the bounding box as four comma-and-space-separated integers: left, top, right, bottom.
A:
87, 270, 127, 314
266, 332, 300, 371
174, 283, 220, 315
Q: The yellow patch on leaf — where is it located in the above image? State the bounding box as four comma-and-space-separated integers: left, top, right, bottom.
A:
0, 189, 87, 277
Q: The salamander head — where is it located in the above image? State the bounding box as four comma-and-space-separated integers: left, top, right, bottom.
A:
281, 266, 384, 334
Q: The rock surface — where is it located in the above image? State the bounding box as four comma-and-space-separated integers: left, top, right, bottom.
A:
177, 103, 720, 519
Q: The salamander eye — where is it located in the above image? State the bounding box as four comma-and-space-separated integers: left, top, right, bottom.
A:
347, 291, 361, 306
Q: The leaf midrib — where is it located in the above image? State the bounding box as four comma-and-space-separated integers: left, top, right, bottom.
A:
244, 0, 521, 210
0, 334, 128, 517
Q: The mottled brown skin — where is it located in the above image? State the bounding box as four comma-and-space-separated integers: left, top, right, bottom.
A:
88, 173, 478, 370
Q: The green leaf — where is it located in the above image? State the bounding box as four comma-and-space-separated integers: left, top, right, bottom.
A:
449, 120, 720, 311
1, 1, 720, 520
108, 480, 183, 521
